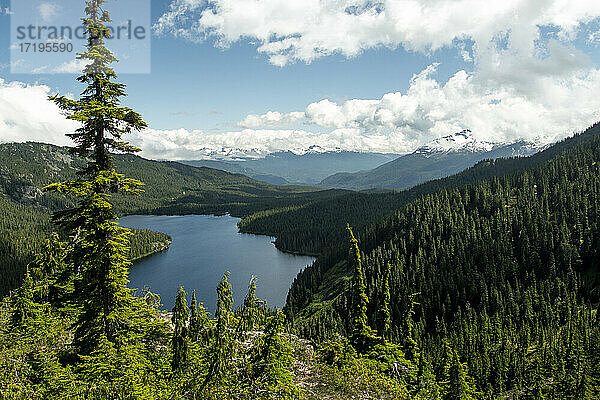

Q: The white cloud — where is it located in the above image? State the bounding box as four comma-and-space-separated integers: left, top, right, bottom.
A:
238, 62, 600, 147
238, 111, 305, 128
3, 63, 600, 160
155, 0, 600, 66
5, 0, 600, 159
129, 127, 405, 160
0, 79, 76, 146
151, 0, 600, 152
0, 78, 405, 157
37, 2, 61, 23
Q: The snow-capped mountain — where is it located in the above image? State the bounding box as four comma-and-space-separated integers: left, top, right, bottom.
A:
190, 144, 348, 161
414, 130, 496, 155
183, 150, 399, 185
321, 131, 545, 190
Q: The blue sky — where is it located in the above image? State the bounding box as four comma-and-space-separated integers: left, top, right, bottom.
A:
1, 0, 600, 159
0, 0, 470, 131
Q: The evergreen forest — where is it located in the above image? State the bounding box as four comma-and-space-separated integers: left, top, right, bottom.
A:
1, 1, 599, 399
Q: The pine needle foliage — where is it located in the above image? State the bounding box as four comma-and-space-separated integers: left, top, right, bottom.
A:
171, 286, 189, 372
43, 0, 150, 354
347, 224, 378, 351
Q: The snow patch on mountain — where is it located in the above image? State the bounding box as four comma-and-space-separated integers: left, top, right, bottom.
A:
413, 129, 548, 157
414, 130, 496, 155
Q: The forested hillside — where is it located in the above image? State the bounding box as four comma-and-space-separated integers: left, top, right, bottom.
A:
0, 193, 170, 296
283, 122, 600, 397
240, 124, 597, 257
0, 142, 337, 216
0, 142, 345, 296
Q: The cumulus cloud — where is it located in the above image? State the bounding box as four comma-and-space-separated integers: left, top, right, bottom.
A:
155, 0, 600, 66
130, 127, 403, 160
0, 79, 75, 146
152, 0, 600, 150
238, 63, 600, 146
0, 78, 406, 158
4, 0, 600, 159
238, 111, 305, 129
3, 62, 600, 159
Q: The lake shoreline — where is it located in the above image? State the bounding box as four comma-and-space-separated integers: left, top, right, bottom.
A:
123, 212, 320, 259
121, 214, 316, 310
130, 239, 172, 263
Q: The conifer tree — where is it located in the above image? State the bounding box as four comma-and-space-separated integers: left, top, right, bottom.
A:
347, 224, 374, 350
240, 276, 261, 332
440, 339, 478, 400
402, 292, 421, 362
30, 233, 69, 304
203, 272, 236, 388
11, 267, 36, 328
377, 262, 392, 339
172, 286, 189, 372
189, 290, 211, 345
249, 311, 299, 397
43, 0, 148, 353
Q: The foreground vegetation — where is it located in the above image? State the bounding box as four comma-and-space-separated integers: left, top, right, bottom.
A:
1, 0, 599, 398
1, 270, 419, 399
285, 122, 600, 398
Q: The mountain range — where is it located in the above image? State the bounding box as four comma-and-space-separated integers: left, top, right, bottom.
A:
320, 130, 545, 190
181, 150, 399, 185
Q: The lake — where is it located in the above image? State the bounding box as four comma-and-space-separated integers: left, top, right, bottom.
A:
120, 215, 316, 312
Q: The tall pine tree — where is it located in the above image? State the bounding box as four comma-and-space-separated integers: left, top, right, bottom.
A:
377, 262, 392, 339
347, 224, 375, 350
44, 0, 149, 354
171, 286, 189, 372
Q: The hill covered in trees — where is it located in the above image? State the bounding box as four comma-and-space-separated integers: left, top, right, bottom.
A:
238, 124, 596, 257
283, 122, 600, 398
0, 142, 347, 296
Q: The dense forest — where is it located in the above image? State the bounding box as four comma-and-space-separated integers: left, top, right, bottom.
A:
0, 192, 170, 296
284, 122, 600, 398
0, 141, 347, 295
239, 124, 598, 257
2, 0, 600, 398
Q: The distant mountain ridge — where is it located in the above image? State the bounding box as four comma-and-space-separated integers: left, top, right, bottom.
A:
321, 130, 546, 190
0, 141, 348, 296
183, 150, 399, 185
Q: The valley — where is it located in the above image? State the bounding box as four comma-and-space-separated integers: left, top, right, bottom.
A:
3, 1, 600, 398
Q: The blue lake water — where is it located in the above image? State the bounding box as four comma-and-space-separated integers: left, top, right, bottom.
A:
120, 215, 316, 312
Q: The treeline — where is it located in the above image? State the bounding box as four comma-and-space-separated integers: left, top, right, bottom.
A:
0, 142, 346, 295
240, 124, 600, 258
128, 229, 171, 261
285, 122, 600, 398
0, 195, 170, 296
0, 196, 54, 296
238, 192, 408, 255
